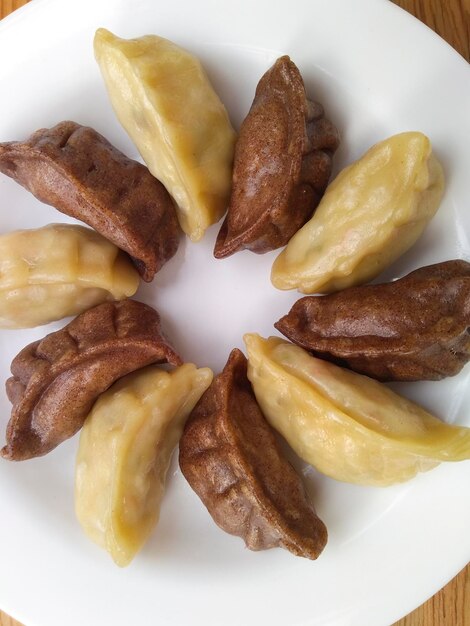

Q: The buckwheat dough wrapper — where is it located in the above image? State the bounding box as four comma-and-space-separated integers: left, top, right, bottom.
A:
271, 132, 445, 293
214, 56, 339, 257
0, 121, 180, 281
244, 334, 470, 487
179, 349, 327, 559
275, 260, 470, 381
76, 363, 213, 566
0, 224, 139, 329
1, 300, 182, 461
94, 29, 236, 242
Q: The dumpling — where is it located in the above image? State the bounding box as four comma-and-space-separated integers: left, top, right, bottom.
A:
271, 132, 445, 293
214, 56, 339, 257
0, 121, 180, 281
179, 349, 327, 559
0, 223, 139, 329
1, 300, 182, 461
244, 334, 470, 486
76, 363, 213, 566
275, 260, 470, 381
94, 29, 236, 242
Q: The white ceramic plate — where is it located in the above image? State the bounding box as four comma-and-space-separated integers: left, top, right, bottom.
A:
0, 0, 469, 625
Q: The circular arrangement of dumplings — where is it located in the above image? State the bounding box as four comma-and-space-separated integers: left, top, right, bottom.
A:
0, 29, 469, 567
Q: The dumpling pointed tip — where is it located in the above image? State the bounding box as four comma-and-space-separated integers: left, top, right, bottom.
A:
273, 318, 285, 334
226, 347, 245, 361
243, 334, 278, 361
94, 27, 114, 42
271, 268, 306, 293
270, 257, 294, 291
0, 444, 27, 462
213, 221, 239, 259
111, 551, 134, 568
187, 228, 205, 243
242, 332, 260, 348
93, 27, 119, 57
195, 366, 214, 388
213, 241, 231, 259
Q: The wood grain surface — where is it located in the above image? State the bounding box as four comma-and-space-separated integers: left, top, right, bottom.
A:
0, 0, 469, 625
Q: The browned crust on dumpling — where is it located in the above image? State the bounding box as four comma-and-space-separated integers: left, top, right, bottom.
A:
179, 348, 327, 559
214, 56, 339, 258
1, 300, 182, 461
275, 260, 470, 381
0, 121, 180, 281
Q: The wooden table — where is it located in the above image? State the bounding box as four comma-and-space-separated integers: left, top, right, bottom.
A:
0, 0, 468, 624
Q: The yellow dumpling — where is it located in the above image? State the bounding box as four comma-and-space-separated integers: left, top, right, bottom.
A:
271, 132, 445, 293
0, 223, 139, 329
244, 334, 470, 487
75, 363, 213, 567
94, 28, 236, 242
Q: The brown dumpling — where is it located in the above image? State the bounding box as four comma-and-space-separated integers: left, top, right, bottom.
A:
214, 56, 339, 258
179, 348, 327, 559
1, 300, 182, 461
275, 260, 470, 382
0, 121, 180, 281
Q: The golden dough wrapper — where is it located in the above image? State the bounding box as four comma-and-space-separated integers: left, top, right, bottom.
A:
76, 363, 213, 566
0, 223, 139, 329
272, 132, 445, 293
245, 334, 470, 487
